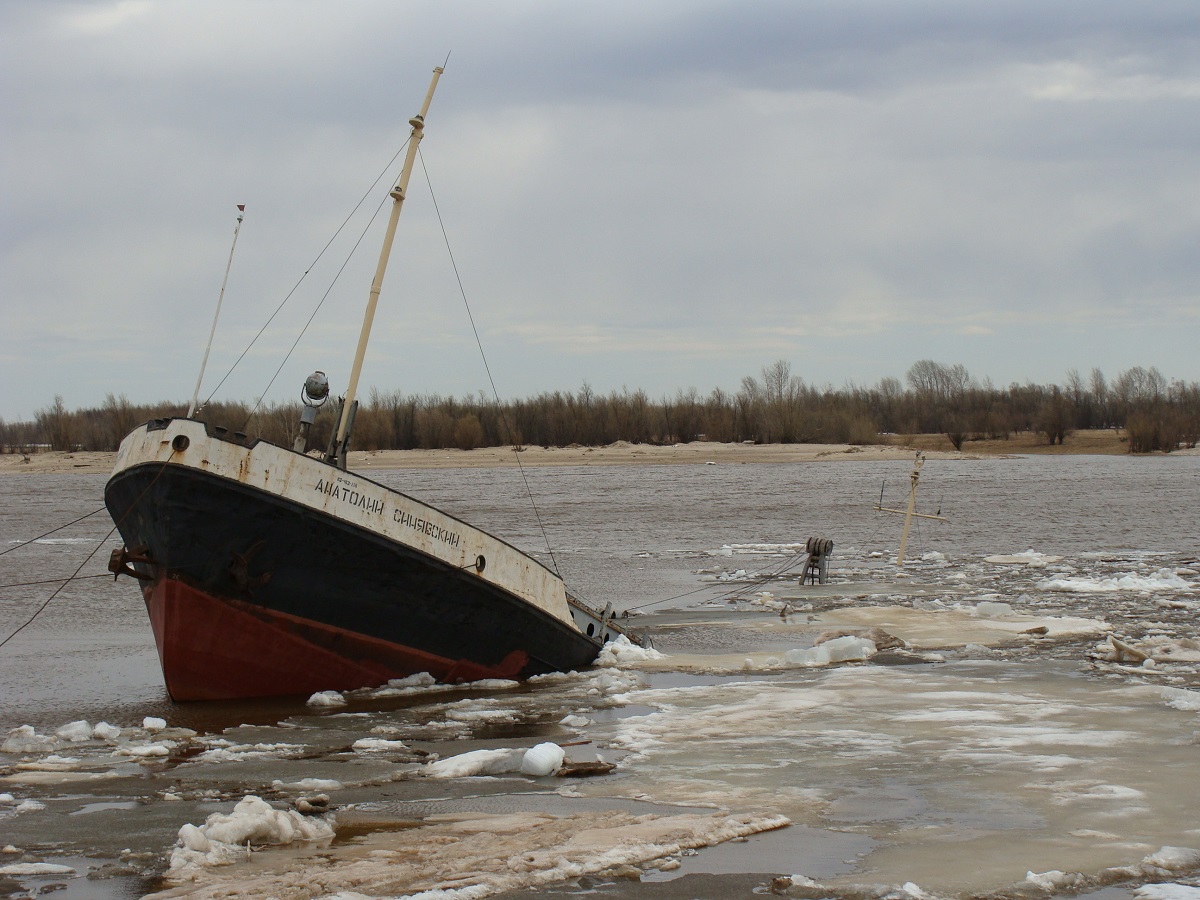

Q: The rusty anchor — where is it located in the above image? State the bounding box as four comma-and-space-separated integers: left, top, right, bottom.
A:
108, 544, 155, 581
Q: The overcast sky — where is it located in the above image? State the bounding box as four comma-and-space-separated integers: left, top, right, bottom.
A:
3, 1, 1199, 422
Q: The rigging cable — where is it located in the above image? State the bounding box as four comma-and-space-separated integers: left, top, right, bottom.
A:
0, 524, 117, 649
0, 506, 107, 558
199, 138, 413, 414
242, 184, 394, 429
0, 573, 111, 590
419, 148, 562, 578
0, 451, 179, 649
621, 545, 811, 614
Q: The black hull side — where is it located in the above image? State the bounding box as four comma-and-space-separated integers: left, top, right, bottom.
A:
104, 462, 601, 681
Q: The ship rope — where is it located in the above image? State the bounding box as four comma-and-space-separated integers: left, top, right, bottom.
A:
0, 506, 107, 558
198, 138, 413, 418
419, 148, 563, 578
621, 546, 811, 614
241, 180, 396, 430
0, 452, 178, 649
0, 524, 117, 650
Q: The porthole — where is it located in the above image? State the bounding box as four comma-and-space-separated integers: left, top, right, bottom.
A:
586, 623, 595, 636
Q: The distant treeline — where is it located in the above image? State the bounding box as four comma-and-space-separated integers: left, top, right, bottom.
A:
4, 361, 1198, 455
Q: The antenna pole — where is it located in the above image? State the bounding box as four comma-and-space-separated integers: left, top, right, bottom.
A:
188, 205, 245, 418
332, 66, 444, 463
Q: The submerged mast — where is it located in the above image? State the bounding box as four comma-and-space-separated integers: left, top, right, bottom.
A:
188, 204, 246, 418
329, 66, 444, 466
874, 452, 948, 566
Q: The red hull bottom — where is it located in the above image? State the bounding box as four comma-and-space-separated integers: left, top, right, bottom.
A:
144, 578, 529, 701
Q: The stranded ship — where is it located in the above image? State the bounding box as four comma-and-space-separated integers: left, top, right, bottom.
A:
103, 67, 630, 701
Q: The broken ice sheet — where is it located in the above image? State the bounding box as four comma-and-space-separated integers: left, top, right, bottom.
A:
146, 807, 789, 897
569, 661, 1200, 894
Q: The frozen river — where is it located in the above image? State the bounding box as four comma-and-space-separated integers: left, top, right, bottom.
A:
1, 453, 1198, 898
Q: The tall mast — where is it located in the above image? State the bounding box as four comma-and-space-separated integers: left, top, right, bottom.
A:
332, 66, 444, 458
188, 204, 245, 418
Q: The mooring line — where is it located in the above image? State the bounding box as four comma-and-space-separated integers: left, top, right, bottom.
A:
0, 450, 178, 648
420, 148, 563, 579
0, 506, 108, 558
0, 522, 118, 649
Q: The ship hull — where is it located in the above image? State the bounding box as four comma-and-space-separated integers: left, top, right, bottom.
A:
104, 419, 612, 701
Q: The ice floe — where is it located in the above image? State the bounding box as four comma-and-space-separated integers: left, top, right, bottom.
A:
595, 634, 666, 666
1136, 886, 1200, 900
306, 690, 347, 708
272, 778, 344, 792
1038, 568, 1194, 593
351, 737, 409, 752
156, 807, 789, 897
115, 741, 175, 758
424, 747, 527, 779
520, 742, 566, 776
0, 862, 76, 875
578, 663, 1200, 891
55, 720, 92, 742
421, 742, 571, 779
168, 795, 334, 874
985, 550, 1063, 566
2, 725, 57, 754
784, 635, 877, 667
91, 721, 121, 742
189, 740, 307, 763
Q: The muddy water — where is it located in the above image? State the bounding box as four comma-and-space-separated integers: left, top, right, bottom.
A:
1, 455, 1198, 898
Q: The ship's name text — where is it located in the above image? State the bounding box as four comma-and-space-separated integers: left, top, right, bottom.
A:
314, 479, 385, 515
394, 509, 461, 548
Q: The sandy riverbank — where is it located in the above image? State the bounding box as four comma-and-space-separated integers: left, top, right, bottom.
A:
0, 429, 1183, 476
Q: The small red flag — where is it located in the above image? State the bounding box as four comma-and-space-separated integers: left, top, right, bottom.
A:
237, 204, 245, 212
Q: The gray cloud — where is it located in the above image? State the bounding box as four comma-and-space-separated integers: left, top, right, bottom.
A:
2, 1, 1198, 420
